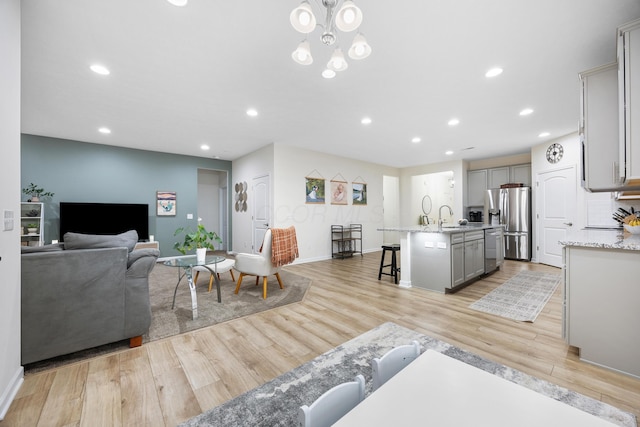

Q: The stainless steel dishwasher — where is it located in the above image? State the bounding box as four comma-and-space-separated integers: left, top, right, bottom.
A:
484, 227, 504, 273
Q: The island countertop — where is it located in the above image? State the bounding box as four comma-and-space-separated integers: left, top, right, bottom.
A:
378, 224, 501, 234
559, 228, 640, 251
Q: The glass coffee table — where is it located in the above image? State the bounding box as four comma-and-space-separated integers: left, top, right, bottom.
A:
163, 255, 225, 320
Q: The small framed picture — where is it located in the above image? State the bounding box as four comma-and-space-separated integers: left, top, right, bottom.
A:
157, 191, 177, 216
352, 182, 367, 205
306, 177, 326, 204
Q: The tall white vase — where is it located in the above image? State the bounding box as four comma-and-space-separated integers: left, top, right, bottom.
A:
196, 247, 207, 263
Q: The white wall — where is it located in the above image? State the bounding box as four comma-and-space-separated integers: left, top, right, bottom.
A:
232, 143, 400, 263
273, 144, 399, 262
231, 144, 274, 254
0, 0, 24, 419
399, 160, 466, 226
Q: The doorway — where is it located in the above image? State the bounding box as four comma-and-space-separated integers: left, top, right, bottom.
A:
197, 169, 229, 251
536, 165, 576, 267
251, 174, 270, 253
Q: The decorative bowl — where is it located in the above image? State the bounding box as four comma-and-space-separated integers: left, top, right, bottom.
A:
623, 224, 640, 234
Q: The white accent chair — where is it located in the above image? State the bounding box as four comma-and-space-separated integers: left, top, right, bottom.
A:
298, 374, 365, 427
372, 340, 421, 391
193, 258, 236, 292
234, 229, 284, 299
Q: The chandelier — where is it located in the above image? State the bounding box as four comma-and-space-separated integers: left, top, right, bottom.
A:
290, 0, 371, 78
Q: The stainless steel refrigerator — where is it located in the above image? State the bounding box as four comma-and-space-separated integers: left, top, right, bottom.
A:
484, 187, 531, 261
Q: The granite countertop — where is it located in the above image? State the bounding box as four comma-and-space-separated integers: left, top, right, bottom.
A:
560, 228, 640, 251
378, 224, 502, 234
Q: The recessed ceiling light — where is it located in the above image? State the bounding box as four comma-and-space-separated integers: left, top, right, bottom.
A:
201, 144, 210, 150
98, 127, 111, 134
361, 117, 372, 125
445, 150, 454, 155
448, 118, 460, 126
538, 132, 550, 137
246, 108, 258, 117
411, 137, 421, 143
90, 64, 110, 75
519, 108, 534, 116
167, 0, 187, 6
485, 67, 503, 78
322, 69, 336, 79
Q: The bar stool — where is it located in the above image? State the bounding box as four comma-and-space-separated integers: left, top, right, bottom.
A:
378, 244, 400, 284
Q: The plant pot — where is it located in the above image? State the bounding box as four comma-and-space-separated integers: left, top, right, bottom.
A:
30, 196, 40, 202
27, 228, 38, 234
196, 247, 207, 263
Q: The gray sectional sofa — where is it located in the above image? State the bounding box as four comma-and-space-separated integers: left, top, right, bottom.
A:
21, 230, 159, 365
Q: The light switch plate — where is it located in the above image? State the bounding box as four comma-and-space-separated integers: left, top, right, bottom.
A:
3, 210, 14, 231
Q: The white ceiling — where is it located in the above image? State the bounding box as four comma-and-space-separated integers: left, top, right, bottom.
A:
20, 0, 640, 168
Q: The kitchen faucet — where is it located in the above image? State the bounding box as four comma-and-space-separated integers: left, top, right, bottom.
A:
438, 204, 453, 228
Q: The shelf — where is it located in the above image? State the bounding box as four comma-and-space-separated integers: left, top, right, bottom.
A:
331, 224, 362, 259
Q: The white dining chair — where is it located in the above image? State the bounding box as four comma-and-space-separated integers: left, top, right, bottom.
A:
372, 340, 421, 391
298, 374, 365, 427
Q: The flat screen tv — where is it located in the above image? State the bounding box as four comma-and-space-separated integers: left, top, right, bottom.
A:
60, 202, 149, 242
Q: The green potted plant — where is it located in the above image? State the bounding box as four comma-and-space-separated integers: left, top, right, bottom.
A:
22, 183, 55, 202
174, 223, 222, 263
25, 223, 39, 234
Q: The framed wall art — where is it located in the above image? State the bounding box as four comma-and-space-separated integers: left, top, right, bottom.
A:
352, 181, 367, 205
157, 191, 177, 216
305, 177, 325, 204
330, 179, 348, 205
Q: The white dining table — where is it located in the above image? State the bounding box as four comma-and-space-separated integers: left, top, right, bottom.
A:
333, 350, 617, 426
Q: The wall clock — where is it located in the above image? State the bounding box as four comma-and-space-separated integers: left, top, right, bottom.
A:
546, 143, 563, 164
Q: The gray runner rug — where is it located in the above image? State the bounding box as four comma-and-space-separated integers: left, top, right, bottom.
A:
179, 322, 635, 427
469, 270, 561, 322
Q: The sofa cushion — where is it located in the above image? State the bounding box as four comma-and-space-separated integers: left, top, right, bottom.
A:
64, 230, 138, 252
21, 243, 64, 254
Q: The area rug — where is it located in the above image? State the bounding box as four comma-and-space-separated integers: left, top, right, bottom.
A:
24, 263, 310, 373
179, 322, 636, 427
146, 264, 310, 341
469, 270, 561, 322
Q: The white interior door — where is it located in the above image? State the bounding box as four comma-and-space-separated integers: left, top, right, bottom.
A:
252, 174, 270, 253
537, 166, 576, 267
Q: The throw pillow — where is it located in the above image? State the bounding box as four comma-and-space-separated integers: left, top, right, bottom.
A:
63, 230, 138, 252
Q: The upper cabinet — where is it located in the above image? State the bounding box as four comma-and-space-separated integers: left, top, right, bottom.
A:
467, 164, 531, 207
618, 19, 640, 187
579, 18, 640, 197
467, 169, 488, 207
579, 63, 621, 191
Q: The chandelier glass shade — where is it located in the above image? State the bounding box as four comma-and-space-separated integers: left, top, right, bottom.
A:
290, 0, 371, 76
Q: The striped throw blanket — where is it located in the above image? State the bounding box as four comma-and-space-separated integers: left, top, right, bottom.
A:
270, 226, 299, 267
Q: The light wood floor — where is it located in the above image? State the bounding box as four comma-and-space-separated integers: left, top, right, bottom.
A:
3, 253, 639, 426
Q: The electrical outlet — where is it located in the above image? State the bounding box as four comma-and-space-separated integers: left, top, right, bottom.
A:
187, 213, 193, 219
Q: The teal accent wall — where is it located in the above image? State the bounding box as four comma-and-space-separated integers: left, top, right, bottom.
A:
21, 134, 232, 255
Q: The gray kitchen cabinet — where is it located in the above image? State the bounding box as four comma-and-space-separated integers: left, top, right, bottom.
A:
509, 164, 531, 186
563, 245, 640, 378
451, 233, 465, 287
579, 63, 620, 192
410, 230, 485, 293
467, 169, 488, 207
467, 165, 531, 210
488, 167, 509, 189
618, 18, 640, 187
464, 231, 485, 281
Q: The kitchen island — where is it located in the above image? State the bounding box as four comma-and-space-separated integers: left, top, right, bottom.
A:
378, 224, 503, 293
560, 229, 640, 379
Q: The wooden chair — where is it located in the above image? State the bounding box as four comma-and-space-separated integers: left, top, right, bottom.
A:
372, 340, 421, 391
298, 375, 365, 427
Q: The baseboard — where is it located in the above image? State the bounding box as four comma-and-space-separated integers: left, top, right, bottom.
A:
0, 365, 24, 420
